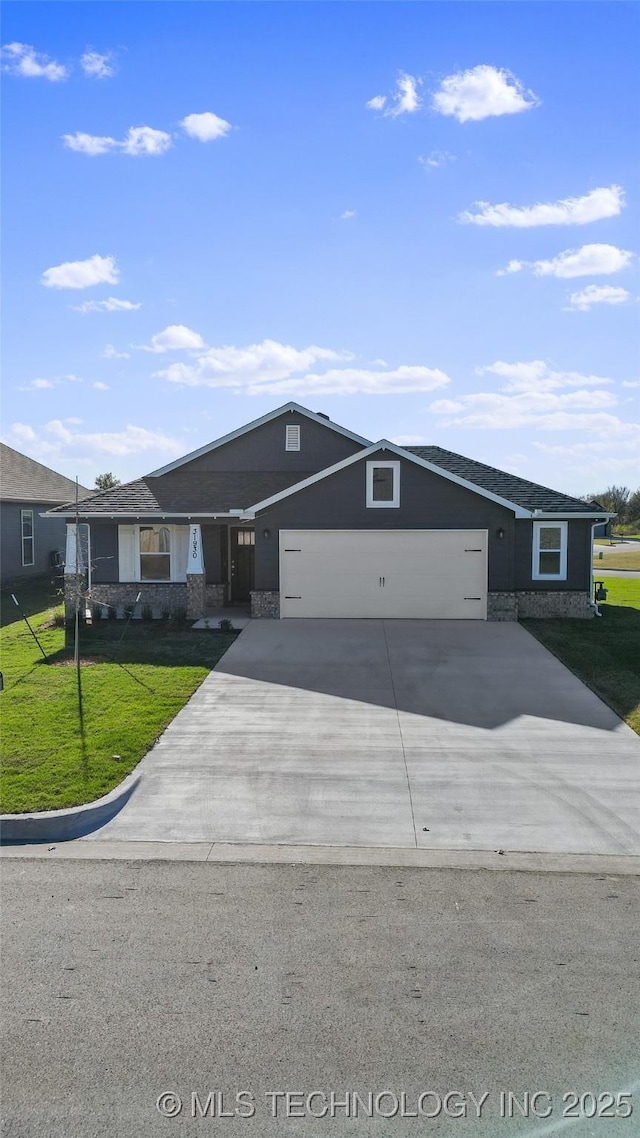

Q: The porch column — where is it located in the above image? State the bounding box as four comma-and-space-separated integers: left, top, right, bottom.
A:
64, 523, 86, 621
186, 523, 205, 618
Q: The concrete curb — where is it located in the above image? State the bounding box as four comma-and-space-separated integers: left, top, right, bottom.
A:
0, 772, 141, 844
1, 839, 639, 875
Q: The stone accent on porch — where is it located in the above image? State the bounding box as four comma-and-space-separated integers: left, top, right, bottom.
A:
250, 590, 280, 619
88, 582, 187, 617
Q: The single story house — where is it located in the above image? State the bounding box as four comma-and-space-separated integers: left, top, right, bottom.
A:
0, 443, 91, 587
47, 403, 611, 621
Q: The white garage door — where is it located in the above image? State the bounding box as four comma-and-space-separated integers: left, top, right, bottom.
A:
279, 530, 487, 619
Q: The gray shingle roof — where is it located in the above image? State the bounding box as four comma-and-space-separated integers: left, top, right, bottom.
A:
48, 471, 318, 515
405, 445, 599, 513
0, 443, 92, 504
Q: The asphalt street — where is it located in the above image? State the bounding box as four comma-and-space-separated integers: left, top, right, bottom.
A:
1, 859, 639, 1138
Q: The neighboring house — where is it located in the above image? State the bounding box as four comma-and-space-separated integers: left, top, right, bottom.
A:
0, 444, 92, 587
47, 403, 612, 621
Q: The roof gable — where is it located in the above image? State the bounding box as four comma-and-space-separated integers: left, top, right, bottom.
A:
246, 440, 611, 519
147, 402, 371, 477
0, 443, 92, 504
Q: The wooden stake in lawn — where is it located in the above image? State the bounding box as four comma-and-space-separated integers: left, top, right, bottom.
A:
9, 594, 48, 661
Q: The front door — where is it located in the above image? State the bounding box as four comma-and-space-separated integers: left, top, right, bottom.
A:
230, 528, 255, 602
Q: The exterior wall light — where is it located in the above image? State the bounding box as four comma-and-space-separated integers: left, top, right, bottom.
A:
262, 528, 271, 539
496, 527, 505, 540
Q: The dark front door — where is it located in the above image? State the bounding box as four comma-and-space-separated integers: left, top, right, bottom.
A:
230, 528, 255, 603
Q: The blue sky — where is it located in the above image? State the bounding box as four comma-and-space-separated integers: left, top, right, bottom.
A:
2, 1, 639, 495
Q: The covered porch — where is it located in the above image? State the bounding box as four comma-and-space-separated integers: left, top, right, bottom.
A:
64, 520, 257, 621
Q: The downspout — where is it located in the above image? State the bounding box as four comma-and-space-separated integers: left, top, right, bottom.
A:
590, 520, 603, 616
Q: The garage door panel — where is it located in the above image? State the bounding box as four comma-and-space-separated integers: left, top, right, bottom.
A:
280, 530, 487, 619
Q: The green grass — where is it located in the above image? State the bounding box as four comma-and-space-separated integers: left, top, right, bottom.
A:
523, 576, 640, 736
0, 578, 237, 813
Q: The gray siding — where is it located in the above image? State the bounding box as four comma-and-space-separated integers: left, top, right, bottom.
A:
0, 501, 66, 585
180, 413, 363, 474
90, 523, 119, 584
514, 518, 593, 592
202, 524, 225, 583
254, 453, 515, 591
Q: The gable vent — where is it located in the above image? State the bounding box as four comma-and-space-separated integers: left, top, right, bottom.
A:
285, 424, 301, 451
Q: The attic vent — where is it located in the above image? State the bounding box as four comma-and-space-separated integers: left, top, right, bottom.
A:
285, 424, 301, 451
316, 412, 330, 420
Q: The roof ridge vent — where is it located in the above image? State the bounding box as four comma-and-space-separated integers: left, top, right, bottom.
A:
316, 412, 330, 420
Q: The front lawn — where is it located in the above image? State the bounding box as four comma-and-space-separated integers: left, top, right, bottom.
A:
0, 578, 237, 813
523, 576, 640, 736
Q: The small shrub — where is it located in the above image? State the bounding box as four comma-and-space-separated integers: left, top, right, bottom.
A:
53, 611, 66, 629
107, 603, 117, 619
218, 618, 235, 632
141, 604, 154, 622
161, 607, 171, 622
172, 605, 188, 624
90, 603, 103, 624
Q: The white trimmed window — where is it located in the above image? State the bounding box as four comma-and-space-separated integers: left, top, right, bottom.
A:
532, 521, 568, 581
139, 525, 172, 581
285, 424, 301, 451
366, 461, 400, 508
21, 509, 34, 566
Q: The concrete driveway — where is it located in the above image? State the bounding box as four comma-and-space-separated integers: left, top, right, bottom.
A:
85, 620, 640, 855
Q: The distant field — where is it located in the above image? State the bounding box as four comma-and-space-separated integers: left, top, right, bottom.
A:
593, 548, 640, 570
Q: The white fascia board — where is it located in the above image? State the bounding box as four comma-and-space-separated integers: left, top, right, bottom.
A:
247, 439, 533, 518
40, 510, 245, 519
528, 512, 616, 521
146, 402, 372, 477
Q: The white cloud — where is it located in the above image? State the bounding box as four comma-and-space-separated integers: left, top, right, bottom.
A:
460, 185, 624, 228
121, 126, 172, 156
42, 254, 119, 290
566, 284, 631, 311
18, 378, 56, 391
180, 112, 232, 141
419, 151, 456, 169
621, 380, 640, 389
103, 345, 130, 360
367, 73, 422, 117
9, 423, 37, 443
63, 132, 119, 156
64, 125, 172, 157
7, 419, 183, 460
156, 340, 353, 387
428, 359, 619, 431
80, 50, 116, 79
477, 360, 614, 392
1, 42, 68, 81
432, 64, 538, 123
340, 210, 356, 220
500, 244, 634, 280
139, 324, 206, 353
245, 365, 450, 398
73, 297, 141, 313
93, 381, 110, 390
153, 337, 450, 396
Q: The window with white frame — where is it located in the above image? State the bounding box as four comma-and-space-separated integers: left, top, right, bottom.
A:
532, 521, 567, 581
21, 509, 34, 566
139, 525, 171, 580
366, 460, 400, 508
285, 424, 301, 451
